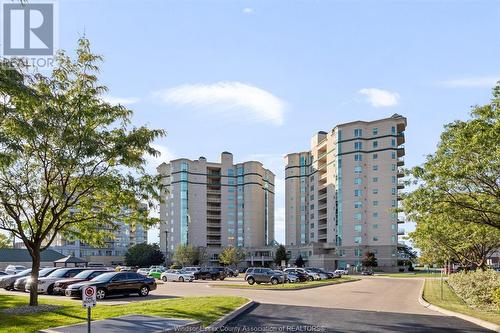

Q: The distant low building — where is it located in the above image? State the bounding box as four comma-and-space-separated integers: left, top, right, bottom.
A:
0, 248, 65, 271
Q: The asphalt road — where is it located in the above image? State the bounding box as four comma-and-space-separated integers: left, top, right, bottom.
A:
224, 303, 493, 333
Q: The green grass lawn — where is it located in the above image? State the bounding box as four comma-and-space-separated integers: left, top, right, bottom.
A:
423, 278, 500, 325
0, 295, 247, 333
210, 276, 359, 290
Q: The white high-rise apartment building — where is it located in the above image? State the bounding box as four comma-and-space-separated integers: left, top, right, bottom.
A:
285, 114, 406, 270
158, 152, 275, 255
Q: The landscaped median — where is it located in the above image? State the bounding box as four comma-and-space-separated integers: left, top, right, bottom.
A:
422, 278, 500, 327
209, 276, 359, 290
0, 295, 248, 333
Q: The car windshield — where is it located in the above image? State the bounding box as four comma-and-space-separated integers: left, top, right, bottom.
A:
47, 269, 70, 278
90, 272, 115, 282
39, 268, 56, 277
74, 270, 98, 279
15, 269, 31, 276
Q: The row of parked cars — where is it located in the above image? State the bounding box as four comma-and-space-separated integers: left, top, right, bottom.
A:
134, 266, 238, 282
0, 266, 157, 300
244, 267, 349, 285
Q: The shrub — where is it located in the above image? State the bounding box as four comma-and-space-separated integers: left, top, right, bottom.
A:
170, 263, 182, 269
493, 287, 500, 310
448, 269, 500, 310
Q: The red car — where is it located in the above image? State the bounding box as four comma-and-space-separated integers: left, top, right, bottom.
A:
53, 270, 108, 295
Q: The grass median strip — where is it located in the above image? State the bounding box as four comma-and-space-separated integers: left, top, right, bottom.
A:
423, 278, 500, 325
210, 276, 359, 290
0, 295, 248, 333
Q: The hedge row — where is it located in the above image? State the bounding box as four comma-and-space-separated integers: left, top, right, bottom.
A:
448, 269, 500, 311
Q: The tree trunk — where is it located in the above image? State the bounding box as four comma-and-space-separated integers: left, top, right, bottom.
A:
29, 248, 41, 306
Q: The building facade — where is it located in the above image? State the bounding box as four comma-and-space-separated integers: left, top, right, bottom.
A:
157, 152, 275, 258
285, 114, 406, 271
50, 221, 147, 266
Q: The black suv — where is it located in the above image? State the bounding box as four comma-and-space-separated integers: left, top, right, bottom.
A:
245, 267, 285, 285
65, 271, 156, 300
194, 267, 226, 280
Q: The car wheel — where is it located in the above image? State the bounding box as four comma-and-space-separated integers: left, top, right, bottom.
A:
220, 277, 225, 281
96, 288, 106, 300
247, 277, 255, 285
179, 276, 184, 282
162, 276, 167, 282
271, 278, 278, 285
211, 276, 217, 281
46, 285, 54, 295
139, 286, 149, 297
308, 276, 314, 282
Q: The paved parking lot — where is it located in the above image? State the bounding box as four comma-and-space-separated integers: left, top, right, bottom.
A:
1, 276, 493, 332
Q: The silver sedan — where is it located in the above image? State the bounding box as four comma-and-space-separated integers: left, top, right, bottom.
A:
160, 269, 194, 282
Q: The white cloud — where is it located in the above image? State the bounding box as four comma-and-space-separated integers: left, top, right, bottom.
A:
102, 96, 140, 105
144, 144, 176, 173
154, 82, 286, 126
242, 7, 254, 14
358, 88, 400, 107
437, 76, 500, 88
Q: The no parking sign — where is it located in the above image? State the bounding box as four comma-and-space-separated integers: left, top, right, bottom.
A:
82, 286, 96, 308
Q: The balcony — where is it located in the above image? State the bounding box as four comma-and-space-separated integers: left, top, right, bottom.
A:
397, 158, 404, 167
207, 206, 221, 212
207, 230, 221, 236
318, 192, 327, 201
207, 222, 220, 228
206, 213, 221, 219
397, 132, 405, 145
207, 189, 221, 195
318, 213, 327, 220
397, 181, 405, 189
318, 202, 327, 210
397, 228, 405, 235
397, 170, 404, 178
397, 219, 404, 224
397, 146, 405, 158
207, 196, 221, 203
397, 194, 403, 201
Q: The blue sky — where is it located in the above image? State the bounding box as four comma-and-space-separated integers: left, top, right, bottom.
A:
56, 0, 500, 244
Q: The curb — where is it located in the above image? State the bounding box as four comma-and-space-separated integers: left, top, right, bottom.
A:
208, 278, 361, 291
198, 299, 255, 332
418, 279, 500, 332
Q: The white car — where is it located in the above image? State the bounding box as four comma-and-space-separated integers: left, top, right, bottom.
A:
160, 269, 194, 282
334, 269, 349, 275
5, 265, 26, 275
25, 267, 88, 294
284, 268, 319, 281
286, 272, 300, 283
137, 268, 151, 276
182, 267, 200, 274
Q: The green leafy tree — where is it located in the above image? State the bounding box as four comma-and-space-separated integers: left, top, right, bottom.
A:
172, 244, 199, 267
403, 83, 500, 230
125, 243, 164, 267
219, 246, 245, 267
0, 38, 165, 306
0, 233, 12, 248
408, 212, 500, 269
362, 251, 378, 268
274, 244, 288, 266
294, 254, 305, 268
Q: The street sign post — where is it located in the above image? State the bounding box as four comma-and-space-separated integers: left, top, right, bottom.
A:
82, 286, 96, 333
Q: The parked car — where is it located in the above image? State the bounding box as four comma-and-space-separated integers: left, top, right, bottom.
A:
225, 268, 239, 277
305, 268, 327, 280
183, 267, 200, 274
284, 268, 318, 281
0, 269, 31, 290
148, 268, 165, 279
0, 272, 7, 276
149, 265, 166, 271
136, 268, 151, 276
160, 269, 194, 282
65, 271, 156, 300
306, 267, 338, 279
53, 269, 109, 295
284, 271, 300, 283
5, 265, 26, 275
245, 267, 285, 285
361, 270, 374, 276
283, 268, 309, 282
334, 269, 349, 275
14, 267, 59, 291
193, 267, 227, 280
25, 267, 88, 294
